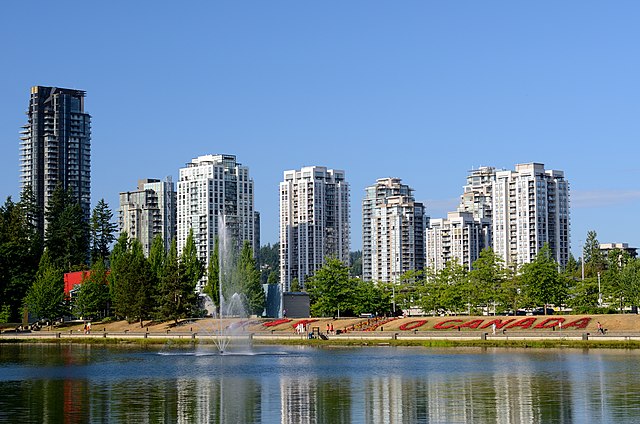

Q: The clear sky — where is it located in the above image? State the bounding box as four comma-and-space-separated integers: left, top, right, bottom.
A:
2, 2, 640, 256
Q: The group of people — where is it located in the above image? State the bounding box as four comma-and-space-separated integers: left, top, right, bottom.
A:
83, 322, 92, 334
326, 323, 335, 335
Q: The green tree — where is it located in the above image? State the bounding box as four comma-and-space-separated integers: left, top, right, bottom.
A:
109, 234, 155, 325
306, 257, 354, 317
267, 271, 278, 285
439, 261, 469, 315
73, 259, 110, 319
258, 242, 279, 285
0, 194, 43, 321
603, 248, 632, 311
469, 248, 506, 314
24, 251, 65, 323
620, 258, 640, 310
352, 280, 392, 316
520, 244, 566, 314
238, 240, 265, 316
44, 184, 89, 271
290, 278, 301, 292
90, 199, 117, 265
181, 229, 204, 296
350, 250, 362, 278
156, 239, 199, 324
148, 235, 166, 282
567, 277, 599, 313
204, 237, 220, 311
583, 230, 605, 278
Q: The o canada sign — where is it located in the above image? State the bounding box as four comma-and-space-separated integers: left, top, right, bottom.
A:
398, 317, 592, 331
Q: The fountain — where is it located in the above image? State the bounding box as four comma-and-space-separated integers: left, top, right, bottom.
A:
213, 214, 251, 353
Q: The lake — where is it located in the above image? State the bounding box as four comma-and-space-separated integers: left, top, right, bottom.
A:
1, 343, 639, 423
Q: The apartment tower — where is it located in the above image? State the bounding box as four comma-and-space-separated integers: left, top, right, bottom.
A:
20, 86, 91, 236
492, 163, 570, 267
177, 155, 257, 291
362, 178, 426, 282
426, 211, 491, 271
119, 177, 176, 256
279, 166, 350, 291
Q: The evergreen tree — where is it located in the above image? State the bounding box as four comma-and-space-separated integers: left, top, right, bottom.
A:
90, 199, 117, 265
73, 258, 110, 319
156, 239, 199, 324
181, 229, 204, 297
45, 184, 89, 271
258, 242, 279, 285
24, 251, 65, 323
108, 231, 130, 311
289, 278, 301, 292
0, 194, 43, 321
110, 238, 155, 325
148, 235, 166, 282
238, 240, 265, 316
204, 237, 220, 310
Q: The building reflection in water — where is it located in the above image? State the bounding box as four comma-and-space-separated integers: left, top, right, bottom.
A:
3, 347, 640, 422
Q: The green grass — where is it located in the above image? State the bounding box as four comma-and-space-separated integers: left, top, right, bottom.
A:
3, 336, 640, 349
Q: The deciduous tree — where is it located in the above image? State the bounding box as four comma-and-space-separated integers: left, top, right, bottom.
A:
24, 251, 65, 323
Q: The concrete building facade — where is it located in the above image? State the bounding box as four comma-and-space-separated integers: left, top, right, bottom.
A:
492, 163, 570, 268
426, 211, 491, 271
119, 177, 176, 256
177, 154, 257, 292
362, 178, 426, 282
279, 166, 350, 291
20, 86, 91, 236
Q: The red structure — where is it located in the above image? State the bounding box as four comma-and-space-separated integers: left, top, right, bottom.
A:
63, 271, 91, 295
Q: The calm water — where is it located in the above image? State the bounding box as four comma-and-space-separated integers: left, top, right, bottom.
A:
0, 343, 639, 423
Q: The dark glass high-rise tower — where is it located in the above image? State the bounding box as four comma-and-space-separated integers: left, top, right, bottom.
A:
19, 86, 91, 236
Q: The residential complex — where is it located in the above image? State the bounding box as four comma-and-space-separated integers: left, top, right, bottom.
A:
426, 211, 491, 271
118, 177, 176, 256
20, 86, 91, 236
491, 163, 570, 267
177, 154, 257, 291
599, 243, 637, 259
279, 166, 350, 291
362, 178, 427, 282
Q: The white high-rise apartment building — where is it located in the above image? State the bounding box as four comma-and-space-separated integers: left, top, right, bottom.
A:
492, 163, 570, 268
362, 178, 426, 282
458, 166, 496, 221
426, 211, 491, 271
426, 167, 494, 272
279, 166, 350, 291
177, 154, 256, 291
119, 177, 176, 257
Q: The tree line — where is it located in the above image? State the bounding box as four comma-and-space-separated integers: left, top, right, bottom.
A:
0, 185, 265, 324
305, 231, 640, 317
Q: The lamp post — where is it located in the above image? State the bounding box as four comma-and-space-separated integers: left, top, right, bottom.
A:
598, 272, 602, 305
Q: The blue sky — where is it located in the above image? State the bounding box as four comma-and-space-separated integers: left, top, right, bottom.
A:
1, 2, 639, 256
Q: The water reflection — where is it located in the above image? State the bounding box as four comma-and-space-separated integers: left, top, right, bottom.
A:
1, 345, 640, 423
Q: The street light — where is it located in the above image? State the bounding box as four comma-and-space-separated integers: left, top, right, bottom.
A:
598, 272, 602, 305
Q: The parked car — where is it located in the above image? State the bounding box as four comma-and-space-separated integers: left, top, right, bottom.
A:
532, 308, 554, 315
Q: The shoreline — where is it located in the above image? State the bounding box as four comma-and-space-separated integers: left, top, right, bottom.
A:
2, 331, 640, 349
